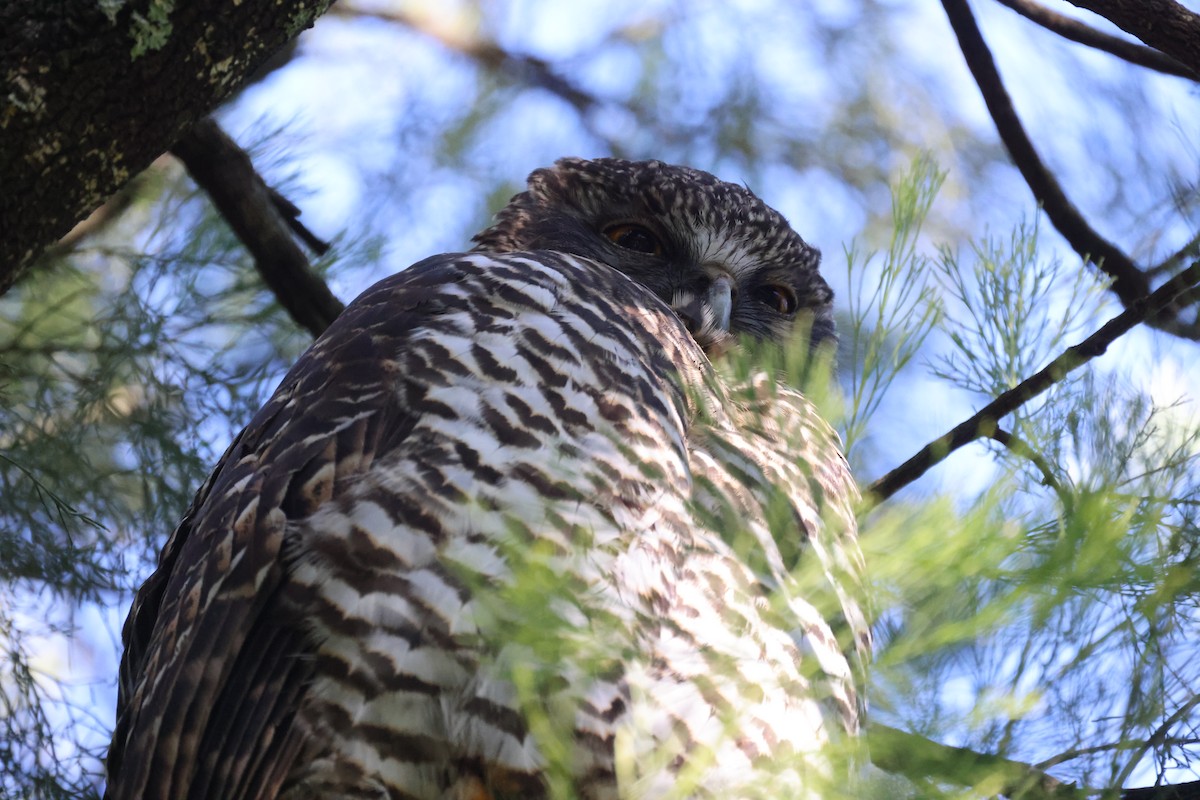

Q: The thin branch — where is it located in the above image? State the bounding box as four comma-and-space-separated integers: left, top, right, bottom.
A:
1115, 693, 1200, 789
1037, 737, 1200, 772
994, 0, 1198, 80
940, 0, 1151, 310
867, 259, 1200, 504
169, 118, 344, 338
329, 5, 600, 114
330, 3, 702, 158
987, 426, 1070, 503
1067, 0, 1200, 79
1151, 230, 1200, 280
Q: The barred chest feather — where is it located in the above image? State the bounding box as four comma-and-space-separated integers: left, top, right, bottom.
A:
278, 253, 859, 799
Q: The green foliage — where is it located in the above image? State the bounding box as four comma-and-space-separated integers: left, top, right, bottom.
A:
930, 220, 1104, 399
0, 146, 348, 796
854, 169, 1200, 794
843, 156, 944, 456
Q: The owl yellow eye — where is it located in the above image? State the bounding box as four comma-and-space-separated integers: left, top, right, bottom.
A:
603, 223, 663, 256
755, 285, 798, 315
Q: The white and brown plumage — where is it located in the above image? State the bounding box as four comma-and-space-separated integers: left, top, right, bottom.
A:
105, 158, 867, 799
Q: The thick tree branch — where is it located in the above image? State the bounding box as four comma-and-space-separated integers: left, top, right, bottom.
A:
994, 0, 1198, 80
868, 259, 1200, 504
170, 119, 343, 339
1067, 0, 1200, 78
0, 0, 334, 297
940, 0, 1151, 309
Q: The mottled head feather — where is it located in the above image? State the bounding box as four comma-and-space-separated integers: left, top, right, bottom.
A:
472, 157, 834, 352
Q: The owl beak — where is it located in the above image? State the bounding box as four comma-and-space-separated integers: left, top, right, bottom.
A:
707, 274, 733, 332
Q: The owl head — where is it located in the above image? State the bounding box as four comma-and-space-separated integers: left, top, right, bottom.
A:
472, 157, 833, 356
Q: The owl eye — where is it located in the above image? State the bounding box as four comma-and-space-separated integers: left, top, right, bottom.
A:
603, 223, 663, 256
754, 284, 798, 315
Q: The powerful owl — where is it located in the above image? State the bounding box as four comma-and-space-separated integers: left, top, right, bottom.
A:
105, 157, 868, 799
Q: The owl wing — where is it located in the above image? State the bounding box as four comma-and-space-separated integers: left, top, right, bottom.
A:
106, 256, 481, 800
107, 250, 865, 800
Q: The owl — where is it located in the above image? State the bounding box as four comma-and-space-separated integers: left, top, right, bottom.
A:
105, 158, 867, 799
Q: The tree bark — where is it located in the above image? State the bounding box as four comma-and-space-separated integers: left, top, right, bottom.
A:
0, 0, 334, 296
1068, 0, 1200, 78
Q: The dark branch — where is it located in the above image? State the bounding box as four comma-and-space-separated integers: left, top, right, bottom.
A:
170, 119, 344, 338
940, 0, 1150, 309
1067, 0, 1200, 78
265, 185, 332, 257
994, 0, 1198, 80
868, 259, 1200, 504
1122, 781, 1200, 800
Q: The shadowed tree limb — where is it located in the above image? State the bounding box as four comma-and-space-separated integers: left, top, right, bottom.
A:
1067, 0, 1200, 78
940, 0, 1151, 311
0, 0, 334, 297
170, 119, 344, 338
994, 0, 1198, 80
867, 259, 1200, 504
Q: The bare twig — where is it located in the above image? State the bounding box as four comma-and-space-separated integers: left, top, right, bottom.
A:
1067, 0, 1200, 78
867, 260, 1200, 504
170, 119, 344, 338
940, 0, 1153, 312
995, 0, 1197, 80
